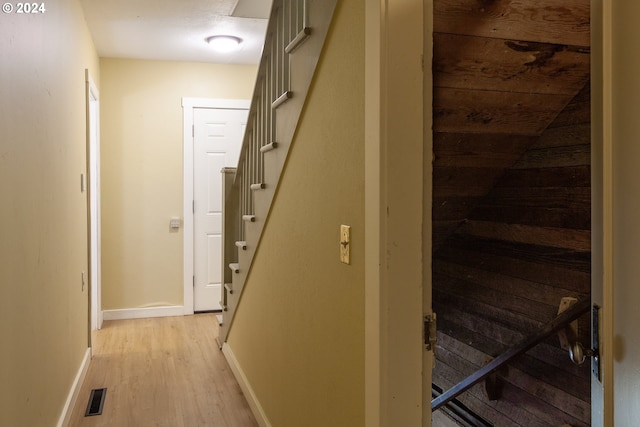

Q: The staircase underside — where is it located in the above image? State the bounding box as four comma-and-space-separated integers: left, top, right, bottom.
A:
218, 0, 339, 345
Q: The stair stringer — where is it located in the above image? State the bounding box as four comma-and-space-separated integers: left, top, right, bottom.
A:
218, 0, 339, 344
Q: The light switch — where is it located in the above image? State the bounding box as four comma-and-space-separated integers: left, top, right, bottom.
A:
170, 217, 181, 230
340, 225, 350, 265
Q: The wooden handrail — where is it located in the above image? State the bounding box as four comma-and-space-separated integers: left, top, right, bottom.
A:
431, 298, 591, 411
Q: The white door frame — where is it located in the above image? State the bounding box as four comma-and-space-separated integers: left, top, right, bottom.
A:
591, 0, 615, 424
86, 70, 102, 331
182, 98, 251, 315
364, 1, 429, 426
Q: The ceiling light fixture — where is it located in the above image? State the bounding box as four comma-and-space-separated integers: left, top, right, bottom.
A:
205, 35, 243, 53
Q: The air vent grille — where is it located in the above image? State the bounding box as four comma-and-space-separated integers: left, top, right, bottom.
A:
84, 388, 107, 417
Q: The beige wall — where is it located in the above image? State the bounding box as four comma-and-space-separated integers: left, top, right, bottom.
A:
226, 1, 365, 426
100, 59, 257, 309
0, 0, 99, 425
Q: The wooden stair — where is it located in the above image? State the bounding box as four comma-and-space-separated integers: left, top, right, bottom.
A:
217, 0, 338, 346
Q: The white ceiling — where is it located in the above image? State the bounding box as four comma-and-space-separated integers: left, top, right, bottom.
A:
80, 0, 273, 65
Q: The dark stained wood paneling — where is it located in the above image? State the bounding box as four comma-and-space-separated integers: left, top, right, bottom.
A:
434, 132, 536, 155
435, 309, 592, 402
435, 347, 592, 427
434, 259, 583, 307
471, 204, 591, 230
438, 235, 591, 280
434, 272, 557, 321
431, 1, 591, 423
549, 82, 591, 128
434, 87, 571, 135
433, 167, 506, 197
513, 144, 590, 168
433, 197, 483, 219
433, 82, 591, 425
478, 186, 591, 211
434, 286, 592, 379
433, 353, 543, 426
434, 0, 590, 47
497, 165, 590, 188
504, 368, 590, 424
456, 220, 591, 251
432, 220, 465, 251
534, 123, 590, 148
434, 132, 537, 168
549, 100, 590, 128
434, 33, 590, 95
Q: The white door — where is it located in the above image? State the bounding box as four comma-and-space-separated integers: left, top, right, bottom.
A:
193, 107, 248, 312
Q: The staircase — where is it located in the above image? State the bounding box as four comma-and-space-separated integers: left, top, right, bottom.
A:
216, 0, 338, 345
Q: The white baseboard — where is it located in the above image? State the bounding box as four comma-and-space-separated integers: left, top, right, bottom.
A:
222, 344, 272, 427
102, 305, 185, 321
57, 347, 91, 427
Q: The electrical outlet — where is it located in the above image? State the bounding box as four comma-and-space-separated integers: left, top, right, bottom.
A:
340, 225, 350, 265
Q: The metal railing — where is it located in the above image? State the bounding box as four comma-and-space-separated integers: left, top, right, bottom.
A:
431, 298, 592, 411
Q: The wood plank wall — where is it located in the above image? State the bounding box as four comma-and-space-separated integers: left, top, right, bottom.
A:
432, 83, 591, 426
432, 0, 590, 251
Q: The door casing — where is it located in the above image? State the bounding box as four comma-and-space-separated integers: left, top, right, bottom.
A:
182, 98, 250, 315
86, 70, 102, 332
364, 1, 431, 425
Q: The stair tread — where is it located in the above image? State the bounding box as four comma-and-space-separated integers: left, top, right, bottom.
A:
260, 142, 279, 153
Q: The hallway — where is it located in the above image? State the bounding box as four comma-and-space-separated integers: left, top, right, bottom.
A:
69, 314, 257, 427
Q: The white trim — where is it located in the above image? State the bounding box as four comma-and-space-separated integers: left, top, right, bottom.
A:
102, 305, 185, 321
182, 98, 251, 110
222, 343, 272, 427
57, 348, 91, 427
365, 1, 426, 426
181, 98, 251, 315
86, 69, 103, 331
590, 1, 608, 425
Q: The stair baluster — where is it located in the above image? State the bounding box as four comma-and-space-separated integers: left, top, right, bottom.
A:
218, 0, 338, 345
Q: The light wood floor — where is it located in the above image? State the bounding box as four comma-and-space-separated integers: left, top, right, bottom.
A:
69, 314, 258, 427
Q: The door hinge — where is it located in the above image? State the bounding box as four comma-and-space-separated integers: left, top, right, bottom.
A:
192, 124, 195, 138
192, 200, 195, 214
193, 276, 195, 288
424, 313, 437, 352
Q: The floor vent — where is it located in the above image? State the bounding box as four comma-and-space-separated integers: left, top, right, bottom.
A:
85, 388, 107, 417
